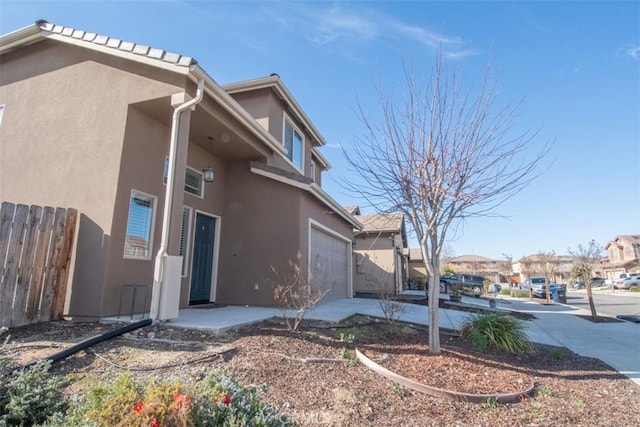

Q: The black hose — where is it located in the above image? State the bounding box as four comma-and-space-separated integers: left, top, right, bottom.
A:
22, 318, 152, 369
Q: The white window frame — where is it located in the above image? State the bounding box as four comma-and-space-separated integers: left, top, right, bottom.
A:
310, 160, 316, 182
282, 114, 304, 172
123, 190, 157, 260
0, 105, 4, 126
180, 206, 193, 277
163, 157, 204, 198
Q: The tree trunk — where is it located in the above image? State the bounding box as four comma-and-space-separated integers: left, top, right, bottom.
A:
422, 242, 441, 355
584, 274, 597, 317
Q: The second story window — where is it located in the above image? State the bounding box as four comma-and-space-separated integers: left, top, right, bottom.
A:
284, 117, 303, 170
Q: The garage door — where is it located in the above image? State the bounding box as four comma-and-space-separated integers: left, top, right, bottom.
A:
309, 226, 350, 301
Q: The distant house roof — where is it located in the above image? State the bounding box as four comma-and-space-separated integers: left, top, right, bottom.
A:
354, 213, 404, 234
605, 235, 640, 250
519, 254, 574, 263
343, 206, 361, 216
448, 255, 499, 263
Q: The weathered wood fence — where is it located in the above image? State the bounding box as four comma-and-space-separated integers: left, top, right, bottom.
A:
0, 202, 78, 327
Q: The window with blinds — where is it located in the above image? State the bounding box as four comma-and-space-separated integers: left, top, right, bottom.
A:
123, 191, 156, 259
185, 168, 203, 197
163, 158, 204, 197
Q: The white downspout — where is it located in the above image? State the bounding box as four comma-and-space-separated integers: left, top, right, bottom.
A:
150, 79, 205, 321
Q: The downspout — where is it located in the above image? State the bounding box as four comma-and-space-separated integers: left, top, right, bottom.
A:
150, 79, 205, 321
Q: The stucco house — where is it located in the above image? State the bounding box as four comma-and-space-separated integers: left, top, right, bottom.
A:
602, 235, 640, 279
0, 20, 360, 320
350, 207, 407, 295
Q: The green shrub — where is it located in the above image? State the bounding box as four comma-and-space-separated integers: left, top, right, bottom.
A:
510, 289, 530, 298
460, 312, 535, 355
0, 328, 68, 426
629, 285, 640, 292
499, 288, 512, 295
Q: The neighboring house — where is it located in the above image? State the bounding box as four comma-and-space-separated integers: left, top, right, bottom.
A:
351, 207, 407, 295
0, 20, 361, 320
602, 235, 640, 279
445, 255, 503, 280
514, 254, 575, 284
407, 248, 427, 281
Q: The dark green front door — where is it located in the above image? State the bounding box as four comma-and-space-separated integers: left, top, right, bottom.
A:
190, 213, 215, 304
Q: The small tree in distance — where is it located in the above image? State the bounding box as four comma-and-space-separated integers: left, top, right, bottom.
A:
569, 240, 603, 318
536, 251, 558, 304
341, 52, 549, 354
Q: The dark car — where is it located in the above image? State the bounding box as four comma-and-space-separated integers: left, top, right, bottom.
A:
440, 274, 487, 297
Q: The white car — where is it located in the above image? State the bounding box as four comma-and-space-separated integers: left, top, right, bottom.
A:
613, 276, 640, 289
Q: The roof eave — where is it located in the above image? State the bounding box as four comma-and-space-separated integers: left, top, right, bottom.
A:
0, 22, 43, 54
189, 67, 287, 157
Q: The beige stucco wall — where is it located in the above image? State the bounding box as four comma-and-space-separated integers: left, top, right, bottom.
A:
230, 88, 321, 182
0, 41, 188, 317
217, 161, 301, 306
353, 234, 396, 293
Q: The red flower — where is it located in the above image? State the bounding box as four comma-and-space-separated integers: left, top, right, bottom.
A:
223, 394, 232, 406
215, 392, 232, 406
150, 416, 159, 427
173, 393, 192, 410
132, 401, 144, 413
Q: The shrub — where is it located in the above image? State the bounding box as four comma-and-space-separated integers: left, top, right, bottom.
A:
460, 312, 535, 355
510, 289, 530, 298
0, 328, 68, 426
629, 285, 640, 292
499, 288, 511, 295
62, 370, 292, 427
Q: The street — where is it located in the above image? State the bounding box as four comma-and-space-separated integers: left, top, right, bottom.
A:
564, 289, 640, 317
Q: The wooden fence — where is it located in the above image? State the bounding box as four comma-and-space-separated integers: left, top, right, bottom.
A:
0, 202, 78, 328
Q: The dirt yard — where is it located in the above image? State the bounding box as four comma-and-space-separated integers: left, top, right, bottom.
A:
3, 313, 639, 426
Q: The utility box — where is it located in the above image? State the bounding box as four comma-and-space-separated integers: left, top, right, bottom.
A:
158, 255, 182, 320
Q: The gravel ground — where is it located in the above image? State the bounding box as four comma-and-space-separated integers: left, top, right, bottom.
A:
3, 312, 640, 426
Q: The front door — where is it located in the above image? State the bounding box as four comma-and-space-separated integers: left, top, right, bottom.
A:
190, 213, 216, 304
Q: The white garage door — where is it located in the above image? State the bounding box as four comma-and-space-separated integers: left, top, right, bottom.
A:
309, 226, 350, 301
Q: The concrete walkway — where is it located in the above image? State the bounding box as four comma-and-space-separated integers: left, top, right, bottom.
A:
155, 292, 640, 385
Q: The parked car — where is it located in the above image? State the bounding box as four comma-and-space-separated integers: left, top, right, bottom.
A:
532, 281, 565, 298
440, 274, 487, 297
574, 277, 606, 289
613, 276, 640, 289
605, 273, 637, 286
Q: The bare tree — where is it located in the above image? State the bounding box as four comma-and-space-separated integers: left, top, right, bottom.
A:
535, 251, 558, 304
569, 240, 602, 318
342, 54, 549, 354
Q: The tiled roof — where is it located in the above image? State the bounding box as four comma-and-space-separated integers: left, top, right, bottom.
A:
355, 214, 404, 233
38, 20, 194, 67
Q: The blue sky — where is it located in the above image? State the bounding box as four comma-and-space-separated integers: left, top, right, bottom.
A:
2, 1, 638, 260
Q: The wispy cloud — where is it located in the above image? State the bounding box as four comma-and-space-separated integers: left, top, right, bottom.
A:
311, 6, 378, 45
624, 46, 640, 60
297, 4, 474, 60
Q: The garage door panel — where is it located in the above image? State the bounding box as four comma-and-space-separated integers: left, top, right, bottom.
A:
310, 227, 348, 301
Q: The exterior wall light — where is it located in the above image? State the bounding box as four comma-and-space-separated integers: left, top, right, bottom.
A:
203, 166, 215, 182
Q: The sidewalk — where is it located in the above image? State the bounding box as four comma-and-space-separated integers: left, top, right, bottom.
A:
160, 292, 640, 385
